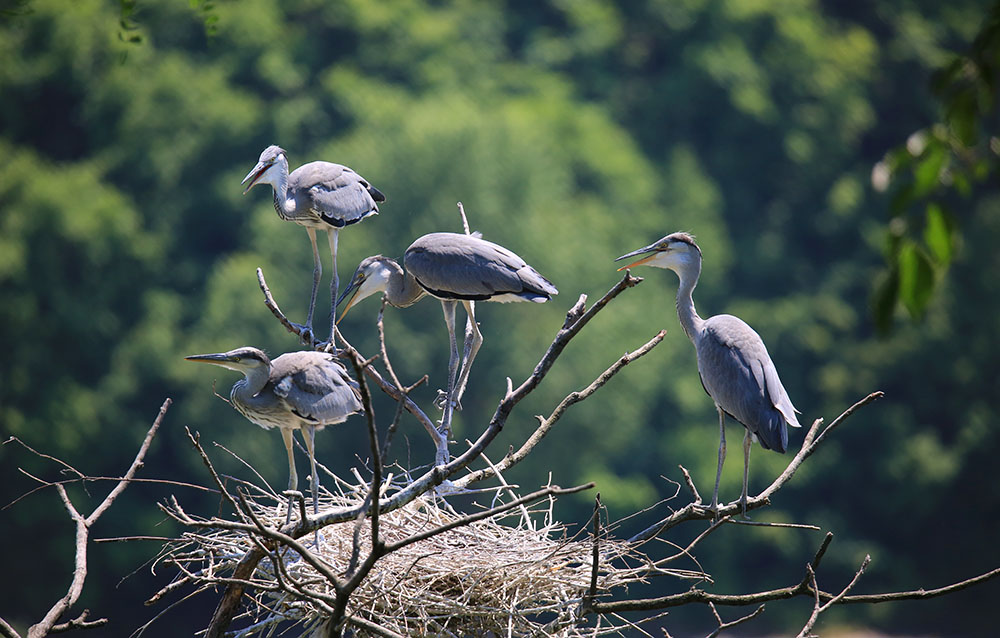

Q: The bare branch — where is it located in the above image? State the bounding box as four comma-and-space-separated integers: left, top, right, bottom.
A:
49, 610, 107, 634
629, 392, 883, 543
580, 494, 603, 615
0, 617, 20, 638
183, 427, 248, 524
256, 267, 319, 347
797, 554, 871, 637
21, 400, 170, 638
456, 326, 663, 488
706, 603, 765, 638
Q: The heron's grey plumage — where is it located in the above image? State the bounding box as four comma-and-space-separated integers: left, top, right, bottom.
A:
338, 232, 557, 411
185, 347, 362, 530
404, 233, 558, 302
616, 231, 800, 516
242, 145, 385, 344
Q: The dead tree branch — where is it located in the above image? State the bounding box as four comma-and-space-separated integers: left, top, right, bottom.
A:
456, 328, 664, 488
628, 391, 885, 544
0, 399, 171, 638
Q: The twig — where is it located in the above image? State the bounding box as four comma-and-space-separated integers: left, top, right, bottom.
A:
456, 325, 662, 488
706, 602, 765, 638
18, 399, 171, 638
796, 554, 871, 637
628, 392, 883, 544
375, 299, 432, 465
580, 494, 603, 616
256, 267, 318, 347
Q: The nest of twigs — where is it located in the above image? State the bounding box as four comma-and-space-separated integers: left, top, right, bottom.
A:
158, 471, 676, 637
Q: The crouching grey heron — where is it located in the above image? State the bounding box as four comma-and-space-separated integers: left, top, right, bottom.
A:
242, 145, 385, 345
185, 347, 363, 530
616, 232, 801, 517
337, 232, 558, 411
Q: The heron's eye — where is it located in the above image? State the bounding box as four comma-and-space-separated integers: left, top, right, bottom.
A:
234, 357, 241, 363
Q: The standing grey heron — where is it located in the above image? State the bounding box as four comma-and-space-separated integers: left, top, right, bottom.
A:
242, 145, 385, 344
185, 347, 363, 530
336, 232, 558, 410
616, 232, 801, 517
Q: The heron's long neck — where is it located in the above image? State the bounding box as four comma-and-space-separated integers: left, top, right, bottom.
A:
387, 267, 426, 308
674, 260, 704, 343
271, 158, 295, 217
230, 368, 271, 412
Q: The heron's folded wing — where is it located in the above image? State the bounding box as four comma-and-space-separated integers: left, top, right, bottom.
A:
406, 233, 557, 300
272, 353, 362, 425
295, 162, 381, 227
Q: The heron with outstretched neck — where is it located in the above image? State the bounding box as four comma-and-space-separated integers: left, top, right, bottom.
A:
337, 232, 558, 412
185, 347, 362, 533
242, 145, 385, 345
616, 232, 801, 517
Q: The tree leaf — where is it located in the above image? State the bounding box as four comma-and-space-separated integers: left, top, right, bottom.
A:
912, 143, 946, 198
897, 240, 936, 319
923, 202, 953, 265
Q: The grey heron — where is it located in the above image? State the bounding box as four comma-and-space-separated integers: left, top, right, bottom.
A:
185, 347, 363, 529
616, 232, 801, 517
242, 145, 385, 345
337, 232, 558, 410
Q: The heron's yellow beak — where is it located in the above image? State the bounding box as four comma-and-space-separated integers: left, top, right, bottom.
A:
336, 285, 363, 325
616, 253, 658, 271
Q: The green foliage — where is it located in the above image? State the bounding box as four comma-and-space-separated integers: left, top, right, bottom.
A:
2, 0, 999, 635
874, 1, 1000, 331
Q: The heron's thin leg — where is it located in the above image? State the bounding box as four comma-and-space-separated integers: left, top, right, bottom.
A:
453, 300, 483, 410
741, 428, 752, 519
711, 406, 726, 516
304, 228, 322, 343
280, 428, 298, 525
436, 300, 460, 427
303, 425, 321, 545
327, 228, 340, 346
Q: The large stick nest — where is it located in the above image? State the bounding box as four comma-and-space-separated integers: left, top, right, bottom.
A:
160, 474, 675, 637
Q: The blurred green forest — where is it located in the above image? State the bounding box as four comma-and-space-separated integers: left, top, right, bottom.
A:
2, 0, 999, 635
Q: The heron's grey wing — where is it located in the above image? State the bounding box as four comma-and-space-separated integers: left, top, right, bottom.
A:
271, 352, 363, 427
291, 162, 381, 228
405, 233, 557, 301
697, 315, 798, 452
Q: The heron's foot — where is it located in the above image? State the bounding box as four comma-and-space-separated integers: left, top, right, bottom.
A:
738, 498, 751, 520
707, 499, 721, 521
289, 323, 316, 346
433, 389, 462, 411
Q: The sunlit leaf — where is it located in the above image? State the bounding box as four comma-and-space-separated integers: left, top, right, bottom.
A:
897, 240, 936, 318
912, 143, 946, 198
923, 202, 953, 265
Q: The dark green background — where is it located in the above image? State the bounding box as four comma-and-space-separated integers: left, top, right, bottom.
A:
2, 0, 998, 635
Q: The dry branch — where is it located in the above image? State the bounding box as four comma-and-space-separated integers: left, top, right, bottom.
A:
0, 400, 172, 638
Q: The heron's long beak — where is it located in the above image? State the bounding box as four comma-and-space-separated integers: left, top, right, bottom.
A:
615, 243, 661, 271
184, 352, 234, 366
335, 278, 364, 325
241, 161, 268, 195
